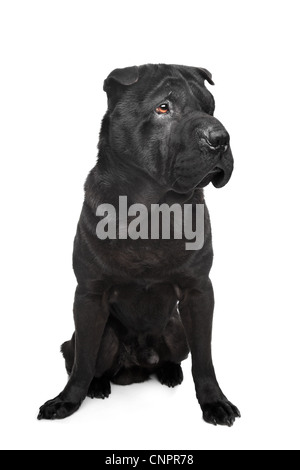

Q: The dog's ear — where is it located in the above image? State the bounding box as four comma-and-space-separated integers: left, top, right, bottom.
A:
103, 66, 139, 94
197, 68, 214, 85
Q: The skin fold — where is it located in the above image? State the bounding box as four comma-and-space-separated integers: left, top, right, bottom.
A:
38, 64, 240, 426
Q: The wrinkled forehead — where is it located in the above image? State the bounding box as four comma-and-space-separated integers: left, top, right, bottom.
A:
130, 64, 214, 111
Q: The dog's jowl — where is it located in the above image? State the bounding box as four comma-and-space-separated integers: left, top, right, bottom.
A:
38, 64, 240, 426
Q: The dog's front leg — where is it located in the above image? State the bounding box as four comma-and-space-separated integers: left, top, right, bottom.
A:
180, 278, 240, 426
38, 285, 109, 420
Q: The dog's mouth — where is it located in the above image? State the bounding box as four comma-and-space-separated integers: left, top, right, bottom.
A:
197, 166, 225, 188
170, 167, 226, 198
171, 145, 233, 196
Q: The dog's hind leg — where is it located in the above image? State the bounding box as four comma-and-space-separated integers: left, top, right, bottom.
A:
155, 362, 183, 387
87, 323, 119, 398
111, 366, 150, 385
155, 310, 190, 387
88, 375, 111, 399
61, 333, 75, 376
61, 324, 119, 399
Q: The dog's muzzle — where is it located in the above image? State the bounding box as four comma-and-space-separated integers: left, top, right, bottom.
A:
171, 115, 234, 193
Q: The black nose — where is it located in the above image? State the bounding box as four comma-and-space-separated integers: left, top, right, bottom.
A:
205, 128, 230, 150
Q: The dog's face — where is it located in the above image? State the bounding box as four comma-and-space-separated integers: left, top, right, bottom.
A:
102, 64, 233, 194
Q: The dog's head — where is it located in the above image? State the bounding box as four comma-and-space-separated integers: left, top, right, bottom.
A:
101, 64, 233, 195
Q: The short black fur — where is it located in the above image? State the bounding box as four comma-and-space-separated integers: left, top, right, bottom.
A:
38, 64, 240, 426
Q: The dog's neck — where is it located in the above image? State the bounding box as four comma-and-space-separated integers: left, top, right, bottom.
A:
162, 189, 204, 205
94, 145, 204, 209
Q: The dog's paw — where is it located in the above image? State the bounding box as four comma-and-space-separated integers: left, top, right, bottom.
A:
156, 362, 183, 388
202, 400, 241, 427
37, 395, 81, 420
87, 376, 111, 399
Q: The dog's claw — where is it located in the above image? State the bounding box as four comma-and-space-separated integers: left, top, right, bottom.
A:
38, 396, 81, 420
202, 400, 240, 427
231, 404, 241, 418
156, 362, 183, 388
87, 377, 111, 400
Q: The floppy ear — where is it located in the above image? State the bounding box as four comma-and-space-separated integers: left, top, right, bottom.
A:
197, 68, 214, 85
103, 66, 139, 93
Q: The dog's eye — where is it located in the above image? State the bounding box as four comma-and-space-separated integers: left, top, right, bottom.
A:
156, 103, 169, 114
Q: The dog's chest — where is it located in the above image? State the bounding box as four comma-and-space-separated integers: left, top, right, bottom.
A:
99, 238, 191, 278
109, 281, 177, 334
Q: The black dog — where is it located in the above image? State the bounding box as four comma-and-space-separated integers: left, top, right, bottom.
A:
38, 64, 240, 426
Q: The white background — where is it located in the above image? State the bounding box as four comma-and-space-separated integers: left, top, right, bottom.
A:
0, 0, 299, 451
